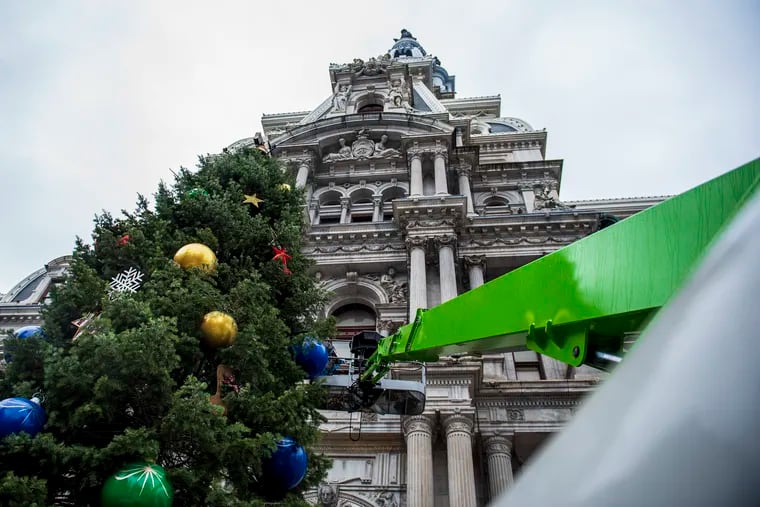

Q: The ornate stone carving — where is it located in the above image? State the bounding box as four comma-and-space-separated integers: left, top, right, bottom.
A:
331, 53, 392, 76
402, 415, 434, 437
304, 244, 407, 254
533, 183, 572, 211
442, 414, 474, 437
332, 83, 352, 112
374, 491, 400, 507
405, 236, 427, 249
463, 255, 486, 269
387, 78, 412, 111
378, 320, 403, 335
456, 163, 472, 177
323, 138, 353, 162
483, 435, 513, 456
406, 218, 456, 229
317, 483, 339, 507
380, 269, 408, 304
433, 234, 456, 248
322, 130, 402, 163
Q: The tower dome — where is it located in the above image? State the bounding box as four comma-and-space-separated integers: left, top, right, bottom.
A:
389, 29, 426, 59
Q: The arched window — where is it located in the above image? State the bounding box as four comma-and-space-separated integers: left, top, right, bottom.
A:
358, 104, 384, 113
381, 186, 407, 221
330, 303, 377, 359
350, 189, 375, 223
318, 190, 343, 225
483, 196, 511, 215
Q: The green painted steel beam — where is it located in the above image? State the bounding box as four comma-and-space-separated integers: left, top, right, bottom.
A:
363, 159, 760, 382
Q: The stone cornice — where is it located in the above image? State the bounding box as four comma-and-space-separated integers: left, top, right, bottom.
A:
471, 159, 563, 190
393, 195, 467, 230
270, 113, 454, 150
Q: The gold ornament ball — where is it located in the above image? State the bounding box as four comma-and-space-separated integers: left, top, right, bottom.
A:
200, 311, 238, 348
173, 243, 217, 272
278, 183, 292, 192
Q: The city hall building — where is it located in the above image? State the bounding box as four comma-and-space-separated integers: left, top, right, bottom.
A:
1, 30, 661, 507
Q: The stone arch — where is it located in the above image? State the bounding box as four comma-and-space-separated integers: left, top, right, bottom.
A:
475, 190, 523, 207
377, 181, 409, 196
314, 187, 347, 203
271, 114, 454, 156
304, 490, 376, 507
349, 91, 387, 114
322, 277, 388, 317
348, 187, 376, 204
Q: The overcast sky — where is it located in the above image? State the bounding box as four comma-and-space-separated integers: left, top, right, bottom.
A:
1, 0, 758, 292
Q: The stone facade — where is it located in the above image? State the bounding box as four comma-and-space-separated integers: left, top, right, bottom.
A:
246, 30, 663, 506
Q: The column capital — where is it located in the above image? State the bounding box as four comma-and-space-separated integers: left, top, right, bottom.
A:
442, 413, 474, 437
463, 255, 486, 268
433, 234, 457, 248
340, 196, 351, 207
377, 319, 404, 335
406, 146, 424, 162
483, 434, 514, 457
433, 147, 448, 162
405, 236, 428, 249
456, 162, 472, 177
402, 414, 436, 438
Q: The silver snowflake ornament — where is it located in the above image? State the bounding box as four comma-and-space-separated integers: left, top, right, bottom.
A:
108, 267, 144, 300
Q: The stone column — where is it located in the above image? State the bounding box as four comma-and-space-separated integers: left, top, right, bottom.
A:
436, 235, 458, 303
372, 196, 383, 222
409, 150, 423, 196
457, 165, 476, 216
407, 237, 428, 321
403, 415, 435, 507
442, 414, 477, 507
464, 256, 486, 289
434, 147, 449, 195
455, 127, 464, 148
340, 197, 350, 224
483, 434, 514, 501
308, 200, 319, 225
295, 158, 312, 189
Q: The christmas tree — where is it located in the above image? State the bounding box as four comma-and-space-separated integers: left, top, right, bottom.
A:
0, 148, 333, 506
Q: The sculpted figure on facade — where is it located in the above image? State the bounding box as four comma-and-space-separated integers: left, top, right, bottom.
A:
533, 183, 571, 210
380, 267, 408, 304
374, 491, 399, 507
332, 83, 352, 113
387, 79, 405, 107
322, 138, 352, 162
322, 131, 402, 163
374, 135, 402, 158
317, 483, 339, 507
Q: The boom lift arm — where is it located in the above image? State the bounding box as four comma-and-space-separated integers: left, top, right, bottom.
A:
318, 160, 759, 414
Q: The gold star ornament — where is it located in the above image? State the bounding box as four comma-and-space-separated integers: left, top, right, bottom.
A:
243, 194, 264, 207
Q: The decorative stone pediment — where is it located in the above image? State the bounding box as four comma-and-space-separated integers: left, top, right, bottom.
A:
330, 54, 393, 77
323, 129, 402, 163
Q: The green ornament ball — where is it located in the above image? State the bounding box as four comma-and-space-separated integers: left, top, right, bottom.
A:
101, 462, 173, 507
187, 187, 209, 198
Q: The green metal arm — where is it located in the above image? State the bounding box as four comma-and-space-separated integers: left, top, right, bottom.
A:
362, 160, 760, 383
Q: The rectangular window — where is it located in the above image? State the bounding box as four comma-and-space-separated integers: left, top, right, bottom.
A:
513, 351, 543, 380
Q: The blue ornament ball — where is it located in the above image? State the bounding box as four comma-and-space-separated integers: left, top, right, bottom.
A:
0, 397, 46, 439
14, 326, 46, 340
4, 326, 46, 363
262, 437, 308, 491
293, 338, 329, 379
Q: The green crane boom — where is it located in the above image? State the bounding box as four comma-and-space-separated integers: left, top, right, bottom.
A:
360, 159, 760, 384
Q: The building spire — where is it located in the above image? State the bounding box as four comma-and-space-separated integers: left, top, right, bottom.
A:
390, 28, 427, 59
